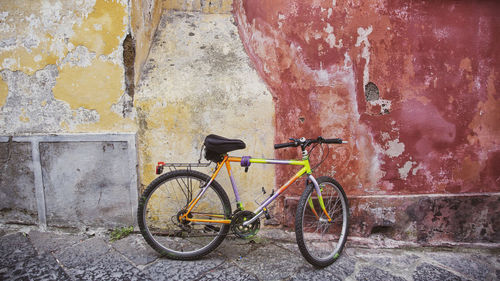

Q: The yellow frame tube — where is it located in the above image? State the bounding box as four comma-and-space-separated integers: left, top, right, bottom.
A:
181, 154, 331, 224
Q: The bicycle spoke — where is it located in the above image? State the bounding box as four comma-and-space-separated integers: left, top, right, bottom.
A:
296, 178, 348, 267
139, 170, 230, 259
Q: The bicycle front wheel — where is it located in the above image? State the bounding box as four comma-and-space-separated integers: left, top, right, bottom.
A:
138, 170, 231, 260
295, 176, 349, 267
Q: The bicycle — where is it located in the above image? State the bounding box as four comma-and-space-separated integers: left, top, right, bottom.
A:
137, 134, 349, 267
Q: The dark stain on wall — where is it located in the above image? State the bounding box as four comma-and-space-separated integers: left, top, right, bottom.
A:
123, 33, 136, 116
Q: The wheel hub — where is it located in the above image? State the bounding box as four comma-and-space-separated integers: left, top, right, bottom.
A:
174, 210, 193, 232
231, 210, 260, 239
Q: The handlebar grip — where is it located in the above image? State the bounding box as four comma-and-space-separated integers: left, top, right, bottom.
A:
274, 142, 296, 149
323, 138, 343, 144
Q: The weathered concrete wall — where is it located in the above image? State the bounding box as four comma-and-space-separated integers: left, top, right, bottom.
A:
285, 195, 500, 244
40, 141, 136, 229
233, 0, 500, 243
131, 0, 163, 85
0, 1, 141, 229
163, 0, 233, 14
0, 0, 136, 134
0, 135, 138, 230
134, 10, 275, 210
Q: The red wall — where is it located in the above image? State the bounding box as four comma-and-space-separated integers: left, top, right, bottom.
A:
233, 0, 500, 197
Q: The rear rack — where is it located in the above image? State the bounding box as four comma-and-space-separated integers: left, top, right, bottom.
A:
156, 162, 212, 174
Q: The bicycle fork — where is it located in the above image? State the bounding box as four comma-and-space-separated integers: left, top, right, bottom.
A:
307, 176, 333, 222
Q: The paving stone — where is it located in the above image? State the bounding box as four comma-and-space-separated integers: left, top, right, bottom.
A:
198, 262, 258, 281
288, 254, 356, 281
1, 253, 71, 280
214, 236, 264, 261
54, 237, 111, 268
428, 252, 491, 281
276, 241, 300, 253
0, 233, 37, 267
68, 250, 149, 281
413, 263, 465, 281
2, 228, 499, 281
356, 265, 407, 281
29, 229, 85, 254
144, 257, 225, 281
352, 248, 421, 273
324, 255, 357, 279
111, 234, 159, 265
289, 265, 344, 281
258, 228, 296, 243
236, 243, 304, 280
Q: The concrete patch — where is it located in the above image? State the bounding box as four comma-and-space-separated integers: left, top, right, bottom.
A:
40, 141, 135, 228
0, 134, 138, 230
0, 141, 37, 224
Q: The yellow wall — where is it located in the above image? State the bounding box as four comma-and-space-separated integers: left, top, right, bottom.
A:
134, 11, 275, 211
1, 0, 275, 218
0, 0, 135, 134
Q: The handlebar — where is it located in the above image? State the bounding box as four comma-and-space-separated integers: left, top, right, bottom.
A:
274, 136, 348, 149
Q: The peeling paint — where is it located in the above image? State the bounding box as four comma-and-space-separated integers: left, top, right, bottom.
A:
324, 23, 342, 49
0, 0, 96, 74
69, 0, 128, 57
61, 46, 96, 68
355, 26, 373, 89
233, 0, 500, 198
0, 0, 135, 133
0, 65, 99, 134
398, 161, 414, 180
385, 139, 405, 158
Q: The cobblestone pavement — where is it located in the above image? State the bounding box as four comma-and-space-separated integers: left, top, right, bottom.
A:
0, 227, 498, 281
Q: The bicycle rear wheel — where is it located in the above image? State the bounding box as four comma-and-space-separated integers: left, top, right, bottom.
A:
295, 176, 349, 267
138, 170, 231, 260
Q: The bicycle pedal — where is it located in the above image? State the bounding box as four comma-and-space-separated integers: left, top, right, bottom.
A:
263, 208, 271, 220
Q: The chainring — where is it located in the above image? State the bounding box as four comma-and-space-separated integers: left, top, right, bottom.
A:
231, 210, 260, 239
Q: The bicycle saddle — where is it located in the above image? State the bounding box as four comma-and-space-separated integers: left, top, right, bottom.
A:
204, 134, 246, 154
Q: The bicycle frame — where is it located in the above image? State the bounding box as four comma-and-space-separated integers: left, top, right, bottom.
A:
180, 154, 332, 226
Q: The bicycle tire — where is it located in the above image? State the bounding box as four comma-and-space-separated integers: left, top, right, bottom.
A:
138, 170, 231, 260
295, 176, 349, 267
